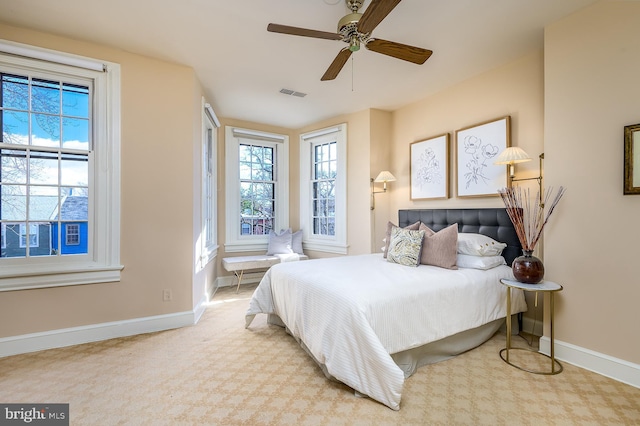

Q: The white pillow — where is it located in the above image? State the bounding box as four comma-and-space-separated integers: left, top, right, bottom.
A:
291, 230, 304, 255
457, 233, 507, 256
456, 254, 506, 270
266, 229, 293, 255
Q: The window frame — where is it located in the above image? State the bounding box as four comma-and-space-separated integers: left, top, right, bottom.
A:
199, 99, 218, 267
224, 126, 289, 252
0, 40, 122, 291
300, 124, 347, 254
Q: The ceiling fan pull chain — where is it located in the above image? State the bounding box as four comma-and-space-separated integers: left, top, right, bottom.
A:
351, 55, 355, 92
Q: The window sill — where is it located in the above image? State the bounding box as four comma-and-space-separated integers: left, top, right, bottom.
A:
0, 265, 124, 292
224, 241, 268, 253
303, 241, 348, 255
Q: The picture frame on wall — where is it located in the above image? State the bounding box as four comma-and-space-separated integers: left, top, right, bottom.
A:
455, 116, 510, 198
410, 133, 449, 200
624, 122, 640, 195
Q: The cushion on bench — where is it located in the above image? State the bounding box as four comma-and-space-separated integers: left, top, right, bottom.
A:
222, 254, 308, 272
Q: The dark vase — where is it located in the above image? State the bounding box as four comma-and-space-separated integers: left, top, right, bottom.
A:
512, 250, 544, 284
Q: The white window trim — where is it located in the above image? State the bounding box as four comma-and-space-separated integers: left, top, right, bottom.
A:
200, 98, 219, 267
0, 41, 122, 292
225, 126, 289, 252
1, 223, 5, 249
300, 124, 348, 254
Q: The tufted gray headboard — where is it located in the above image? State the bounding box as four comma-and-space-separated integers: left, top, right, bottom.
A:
398, 208, 522, 266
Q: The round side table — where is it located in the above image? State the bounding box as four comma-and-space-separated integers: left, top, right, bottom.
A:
499, 278, 563, 375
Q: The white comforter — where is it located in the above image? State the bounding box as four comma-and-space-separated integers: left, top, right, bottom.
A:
245, 253, 526, 410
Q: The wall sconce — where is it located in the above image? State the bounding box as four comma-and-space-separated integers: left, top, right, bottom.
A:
494, 147, 545, 204
371, 171, 396, 210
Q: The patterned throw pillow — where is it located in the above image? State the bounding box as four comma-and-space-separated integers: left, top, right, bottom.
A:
387, 226, 425, 267
383, 221, 420, 258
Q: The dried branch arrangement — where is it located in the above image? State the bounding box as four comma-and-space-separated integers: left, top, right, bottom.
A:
498, 186, 566, 251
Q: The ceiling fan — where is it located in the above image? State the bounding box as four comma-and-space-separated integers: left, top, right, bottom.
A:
267, 0, 433, 81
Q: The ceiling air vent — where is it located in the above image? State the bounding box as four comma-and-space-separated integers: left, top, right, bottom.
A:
279, 88, 307, 97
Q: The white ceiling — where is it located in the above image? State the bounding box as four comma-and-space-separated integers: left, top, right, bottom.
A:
0, 0, 598, 129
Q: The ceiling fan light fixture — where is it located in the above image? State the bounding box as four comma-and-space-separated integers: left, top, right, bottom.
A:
349, 35, 360, 52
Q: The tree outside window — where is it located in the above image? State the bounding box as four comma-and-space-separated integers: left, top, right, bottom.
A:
1, 72, 89, 258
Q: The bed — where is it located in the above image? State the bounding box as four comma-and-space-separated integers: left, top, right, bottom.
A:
245, 208, 527, 410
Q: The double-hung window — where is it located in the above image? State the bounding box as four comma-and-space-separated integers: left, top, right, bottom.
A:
200, 100, 218, 267
225, 127, 288, 252
300, 124, 347, 254
0, 40, 121, 291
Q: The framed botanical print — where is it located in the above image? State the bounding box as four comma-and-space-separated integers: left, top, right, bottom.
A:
455, 116, 510, 198
410, 133, 449, 200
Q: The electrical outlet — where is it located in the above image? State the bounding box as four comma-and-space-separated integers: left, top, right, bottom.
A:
163, 289, 172, 302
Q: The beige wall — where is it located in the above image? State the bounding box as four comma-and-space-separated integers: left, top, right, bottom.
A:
387, 49, 545, 327
545, 0, 640, 364
389, 49, 545, 223
0, 24, 206, 337
369, 109, 394, 253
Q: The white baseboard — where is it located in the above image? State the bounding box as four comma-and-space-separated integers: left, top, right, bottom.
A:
193, 295, 207, 324
0, 303, 205, 358
540, 336, 640, 389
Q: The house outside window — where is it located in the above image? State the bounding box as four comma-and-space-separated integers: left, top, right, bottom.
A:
225, 126, 288, 252
300, 124, 347, 254
0, 40, 121, 291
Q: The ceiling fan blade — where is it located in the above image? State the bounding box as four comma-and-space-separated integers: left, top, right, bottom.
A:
267, 23, 342, 41
366, 38, 432, 64
321, 48, 353, 81
357, 0, 402, 35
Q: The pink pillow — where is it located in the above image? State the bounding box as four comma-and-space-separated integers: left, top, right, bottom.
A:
383, 221, 420, 258
418, 223, 458, 269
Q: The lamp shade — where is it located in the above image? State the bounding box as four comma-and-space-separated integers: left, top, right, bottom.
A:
374, 171, 396, 182
494, 147, 532, 165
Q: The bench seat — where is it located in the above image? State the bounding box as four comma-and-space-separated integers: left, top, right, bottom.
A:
222, 254, 308, 292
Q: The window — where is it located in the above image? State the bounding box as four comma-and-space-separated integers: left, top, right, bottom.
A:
65, 223, 79, 245
225, 127, 288, 252
200, 100, 218, 266
300, 124, 347, 254
312, 141, 337, 237
239, 143, 275, 235
19, 223, 39, 248
0, 40, 121, 291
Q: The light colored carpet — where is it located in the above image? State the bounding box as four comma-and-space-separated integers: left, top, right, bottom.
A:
1, 284, 639, 425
